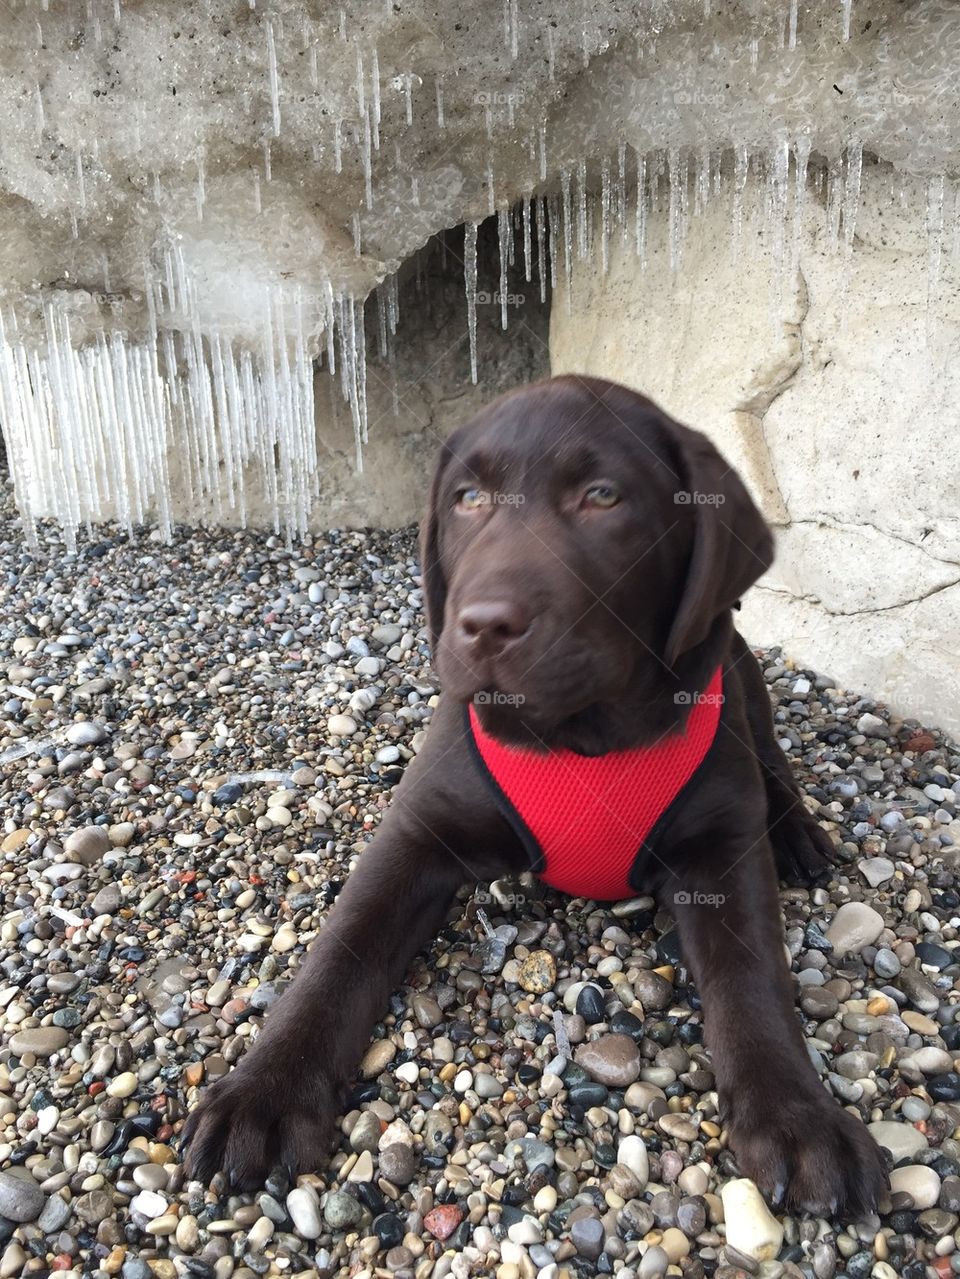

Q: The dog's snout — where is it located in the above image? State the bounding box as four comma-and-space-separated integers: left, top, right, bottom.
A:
456, 599, 531, 657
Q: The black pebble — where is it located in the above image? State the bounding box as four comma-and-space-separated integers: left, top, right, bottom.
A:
372, 1212, 404, 1248
576, 984, 606, 1024
928, 1072, 960, 1102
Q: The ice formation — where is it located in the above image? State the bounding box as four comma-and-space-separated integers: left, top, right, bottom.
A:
0, 0, 958, 544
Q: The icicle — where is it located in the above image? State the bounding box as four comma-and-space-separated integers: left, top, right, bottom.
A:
560, 168, 573, 296
498, 206, 511, 331
779, 141, 805, 284
600, 155, 611, 274
362, 107, 373, 209
333, 119, 343, 172
547, 27, 555, 80
634, 149, 648, 267
507, 0, 519, 58
309, 45, 319, 89
522, 194, 533, 283
76, 153, 86, 212
464, 222, 479, 384
766, 138, 791, 309
547, 194, 560, 293
265, 18, 281, 136
535, 194, 548, 304
731, 144, 749, 260
538, 123, 547, 181
487, 158, 496, 215
667, 148, 689, 273
435, 76, 445, 128
575, 159, 588, 260
263, 137, 272, 181
371, 46, 381, 150
376, 286, 388, 359
617, 141, 628, 242
841, 0, 853, 41
355, 47, 366, 117
402, 75, 414, 126
352, 210, 362, 255
484, 104, 494, 140
788, 0, 799, 49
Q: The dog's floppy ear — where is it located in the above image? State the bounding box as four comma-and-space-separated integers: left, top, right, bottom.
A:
664, 422, 774, 668
419, 442, 452, 651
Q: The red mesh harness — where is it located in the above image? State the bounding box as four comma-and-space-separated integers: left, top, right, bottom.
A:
466, 666, 724, 901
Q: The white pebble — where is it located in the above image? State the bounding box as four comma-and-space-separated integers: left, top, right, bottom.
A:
721, 1178, 784, 1261
617, 1134, 650, 1186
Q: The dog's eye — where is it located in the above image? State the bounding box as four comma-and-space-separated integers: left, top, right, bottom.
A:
456, 487, 489, 510
582, 483, 621, 509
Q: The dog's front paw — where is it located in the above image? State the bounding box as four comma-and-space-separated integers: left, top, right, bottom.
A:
728, 1092, 888, 1218
771, 804, 838, 887
181, 1061, 337, 1191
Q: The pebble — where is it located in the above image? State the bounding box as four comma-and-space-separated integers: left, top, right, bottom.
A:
570, 1214, 604, 1260
0, 512, 959, 1273
517, 949, 557, 993
859, 856, 895, 887
0, 1171, 45, 1223
66, 720, 108, 746
106, 1071, 138, 1098
379, 1142, 416, 1185
64, 824, 112, 863
826, 902, 885, 955
9, 1026, 69, 1056
889, 1166, 941, 1208
424, 1204, 463, 1240
289, 1185, 325, 1237
867, 1120, 929, 1162
721, 1178, 784, 1261
574, 1033, 642, 1086
617, 1134, 650, 1186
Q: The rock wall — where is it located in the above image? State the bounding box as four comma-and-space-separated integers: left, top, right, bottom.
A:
2, 0, 960, 550
551, 162, 960, 734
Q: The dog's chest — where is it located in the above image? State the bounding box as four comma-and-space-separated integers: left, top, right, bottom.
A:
465, 668, 723, 901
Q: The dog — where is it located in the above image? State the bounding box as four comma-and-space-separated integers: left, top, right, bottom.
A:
183, 375, 887, 1216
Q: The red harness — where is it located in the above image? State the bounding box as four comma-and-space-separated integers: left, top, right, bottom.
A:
466, 667, 724, 901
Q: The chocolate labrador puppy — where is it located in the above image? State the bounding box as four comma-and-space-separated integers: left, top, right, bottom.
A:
183, 375, 887, 1216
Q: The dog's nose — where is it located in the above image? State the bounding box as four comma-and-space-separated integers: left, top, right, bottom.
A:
456, 599, 531, 657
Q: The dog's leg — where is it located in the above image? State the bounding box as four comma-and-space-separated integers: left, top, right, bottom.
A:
731, 632, 836, 885
182, 826, 470, 1190
665, 846, 887, 1217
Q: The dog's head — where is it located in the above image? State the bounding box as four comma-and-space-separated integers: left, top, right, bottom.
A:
421, 375, 773, 752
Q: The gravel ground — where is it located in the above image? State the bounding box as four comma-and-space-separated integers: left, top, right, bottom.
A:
0, 489, 959, 1279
